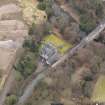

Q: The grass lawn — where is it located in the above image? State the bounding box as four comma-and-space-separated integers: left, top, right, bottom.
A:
43, 34, 73, 54
92, 75, 105, 103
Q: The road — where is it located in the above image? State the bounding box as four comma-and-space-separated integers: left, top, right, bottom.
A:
52, 22, 105, 67
16, 65, 49, 105
17, 73, 46, 105
15, 21, 105, 105
84, 23, 105, 42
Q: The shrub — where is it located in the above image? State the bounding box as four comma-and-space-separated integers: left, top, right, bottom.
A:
37, 0, 44, 2
37, 2, 46, 10
5, 95, 18, 105
95, 4, 103, 18
82, 81, 93, 97
28, 23, 36, 35
80, 14, 97, 33
23, 38, 37, 52
14, 52, 37, 78
15, 71, 23, 81
37, 0, 53, 17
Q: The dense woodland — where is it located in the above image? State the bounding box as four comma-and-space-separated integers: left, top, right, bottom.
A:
4, 0, 105, 105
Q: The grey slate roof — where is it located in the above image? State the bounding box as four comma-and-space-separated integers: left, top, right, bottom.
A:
40, 43, 60, 65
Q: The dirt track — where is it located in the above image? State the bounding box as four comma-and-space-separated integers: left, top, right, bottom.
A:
0, 71, 15, 105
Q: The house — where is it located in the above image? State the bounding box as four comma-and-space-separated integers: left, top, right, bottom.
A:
40, 34, 72, 65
